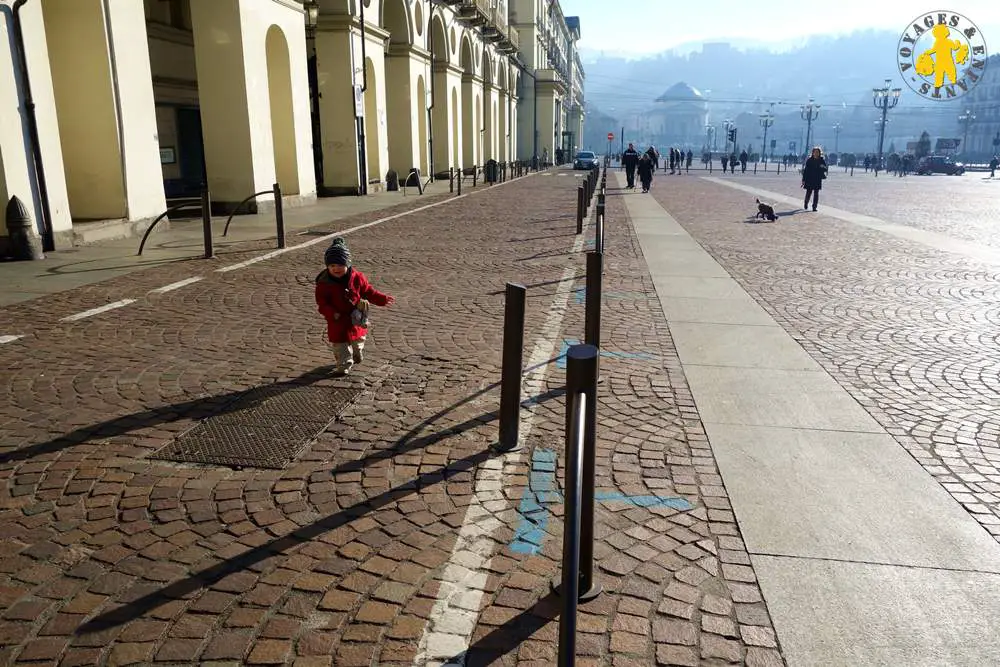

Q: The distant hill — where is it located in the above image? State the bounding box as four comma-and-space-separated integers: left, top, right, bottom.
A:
580, 30, 984, 153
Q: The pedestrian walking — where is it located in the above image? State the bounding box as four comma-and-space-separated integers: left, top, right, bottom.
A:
668, 147, 676, 174
638, 153, 654, 193
621, 143, 640, 189
801, 146, 829, 212
739, 149, 748, 174
315, 238, 395, 376
685, 150, 693, 173
729, 152, 737, 174
721, 154, 729, 173
990, 155, 998, 178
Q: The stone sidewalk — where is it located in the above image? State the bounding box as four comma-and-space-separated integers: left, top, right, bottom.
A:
0, 168, 784, 666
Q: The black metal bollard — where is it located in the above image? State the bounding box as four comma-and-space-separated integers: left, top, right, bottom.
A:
595, 207, 604, 256
498, 282, 526, 452
458, 169, 463, 195
201, 188, 214, 259
273, 183, 286, 249
558, 351, 587, 667
450, 167, 454, 193
585, 251, 602, 349
576, 186, 584, 235
553, 343, 602, 604
473, 165, 478, 187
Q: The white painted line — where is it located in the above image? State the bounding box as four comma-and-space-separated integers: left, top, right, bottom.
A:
414, 192, 595, 666
216, 170, 537, 274
0, 335, 24, 345
59, 299, 137, 323
149, 276, 204, 294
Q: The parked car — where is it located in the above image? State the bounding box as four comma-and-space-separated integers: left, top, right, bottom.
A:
916, 155, 965, 175
573, 151, 598, 170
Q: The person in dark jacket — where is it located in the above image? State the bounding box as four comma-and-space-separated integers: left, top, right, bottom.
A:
721, 154, 729, 173
621, 143, 640, 188
801, 147, 829, 211
685, 150, 693, 173
637, 153, 654, 192
739, 149, 748, 173
729, 152, 738, 174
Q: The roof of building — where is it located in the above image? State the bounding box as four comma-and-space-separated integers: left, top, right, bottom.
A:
655, 82, 705, 102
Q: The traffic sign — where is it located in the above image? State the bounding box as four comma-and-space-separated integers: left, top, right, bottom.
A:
607, 132, 614, 141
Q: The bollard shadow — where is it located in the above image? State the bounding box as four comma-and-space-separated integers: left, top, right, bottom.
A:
507, 232, 578, 243
79, 382, 568, 634
487, 276, 585, 295
446, 593, 561, 665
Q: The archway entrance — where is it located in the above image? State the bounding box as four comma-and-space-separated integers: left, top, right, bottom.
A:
266, 26, 299, 195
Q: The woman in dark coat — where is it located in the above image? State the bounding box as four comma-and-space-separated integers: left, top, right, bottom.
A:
637, 153, 654, 192
801, 147, 829, 211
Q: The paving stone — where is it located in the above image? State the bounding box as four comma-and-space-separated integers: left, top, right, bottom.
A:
0, 174, 785, 666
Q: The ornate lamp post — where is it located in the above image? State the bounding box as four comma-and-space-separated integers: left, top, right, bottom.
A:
958, 109, 976, 157
800, 97, 820, 159
832, 122, 841, 154
759, 106, 774, 168
872, 78, 901, 176
705, 125, 716, 152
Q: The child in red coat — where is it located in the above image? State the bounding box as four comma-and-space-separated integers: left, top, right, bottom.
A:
315, 238, 394, 375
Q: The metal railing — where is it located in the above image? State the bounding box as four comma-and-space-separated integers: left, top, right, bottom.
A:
138, 189, 213, 258
220, 183, 286, 249
558, 387, 586, 666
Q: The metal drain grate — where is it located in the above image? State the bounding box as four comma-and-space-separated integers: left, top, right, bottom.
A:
151, 385, 363, 469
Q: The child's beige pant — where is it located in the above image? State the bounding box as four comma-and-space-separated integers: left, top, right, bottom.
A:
331, 336, 365, 371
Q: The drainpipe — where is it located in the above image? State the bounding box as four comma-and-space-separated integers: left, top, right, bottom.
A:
11, 0, 55, 251
101, 0, 130, 221
426, 2, 435, 181
354, 0, 368, 195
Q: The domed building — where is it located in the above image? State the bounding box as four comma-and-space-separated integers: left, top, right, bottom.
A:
650, 82, 709, 150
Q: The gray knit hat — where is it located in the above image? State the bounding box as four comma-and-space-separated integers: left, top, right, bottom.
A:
324, 237, 351, 266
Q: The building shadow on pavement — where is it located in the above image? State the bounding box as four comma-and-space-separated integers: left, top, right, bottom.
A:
77, 385, 567, 635
0, 365, 340, 465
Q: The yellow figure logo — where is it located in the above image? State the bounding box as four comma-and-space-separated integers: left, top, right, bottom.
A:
914, 23, 970, 87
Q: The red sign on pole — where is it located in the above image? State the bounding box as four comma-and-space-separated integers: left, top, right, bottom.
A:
607, 132, 614, 141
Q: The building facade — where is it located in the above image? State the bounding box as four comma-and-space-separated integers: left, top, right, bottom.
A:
650, 82, 708, 151
510, 0, 584, 163
0, 0, 533, 253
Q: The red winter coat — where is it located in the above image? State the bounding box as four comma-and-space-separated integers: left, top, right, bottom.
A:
315, 268, 390, 343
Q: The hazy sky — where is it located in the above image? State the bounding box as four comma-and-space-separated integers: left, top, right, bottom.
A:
567, 0, 1000, 57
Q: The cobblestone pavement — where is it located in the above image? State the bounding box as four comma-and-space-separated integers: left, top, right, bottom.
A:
0, 168, 785, 666
696, 167, 1000, 248
650, 176, 1000, 543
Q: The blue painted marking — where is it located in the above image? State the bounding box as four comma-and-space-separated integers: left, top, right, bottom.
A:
556, 338, 656, 369
509, 448, 693, 555
594, 491, 693, 510
572, 290, 648, 305
510, 448, 560, 554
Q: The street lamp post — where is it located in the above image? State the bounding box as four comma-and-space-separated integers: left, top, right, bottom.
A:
833, 122, 841, 154
705, 125, 716, 153
800, 97, 820, 160
958, 109, 976, 157
759, 106, 774, 169
304, 1, 323, 191
723, 119, 734, 154
872, 78, 901, 177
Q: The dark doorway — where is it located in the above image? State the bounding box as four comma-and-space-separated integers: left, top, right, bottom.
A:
170, 106, 206, 198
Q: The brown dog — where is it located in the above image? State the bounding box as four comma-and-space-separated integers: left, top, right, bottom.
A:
755, 198, 777, 222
